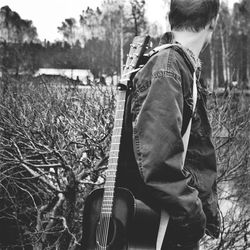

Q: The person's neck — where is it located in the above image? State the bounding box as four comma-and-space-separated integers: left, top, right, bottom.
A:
172, 29, 207, 58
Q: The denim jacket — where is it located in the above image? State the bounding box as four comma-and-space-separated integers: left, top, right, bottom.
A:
117, 33, 220, 246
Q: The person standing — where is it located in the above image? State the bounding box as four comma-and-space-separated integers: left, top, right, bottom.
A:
117, 0, 221, 249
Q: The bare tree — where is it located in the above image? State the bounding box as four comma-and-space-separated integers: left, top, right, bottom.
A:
0, 76, 115, 249
201, 90, 250, 250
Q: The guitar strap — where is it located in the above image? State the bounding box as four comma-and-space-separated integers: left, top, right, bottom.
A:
151, 44, 198, 250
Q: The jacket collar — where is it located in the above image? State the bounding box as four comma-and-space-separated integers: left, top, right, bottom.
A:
159, 32, 201, 72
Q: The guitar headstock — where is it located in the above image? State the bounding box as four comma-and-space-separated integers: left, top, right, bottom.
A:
120, 35, 151, 84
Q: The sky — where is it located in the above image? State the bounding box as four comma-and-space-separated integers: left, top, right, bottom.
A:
1, 0, 240, 42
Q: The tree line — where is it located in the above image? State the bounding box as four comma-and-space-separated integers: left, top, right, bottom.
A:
0, 1, 147, 79
207, 0, 250, 90
0, 0, 250, 86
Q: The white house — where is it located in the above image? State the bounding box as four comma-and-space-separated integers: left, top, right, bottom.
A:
34, 68, 93, 84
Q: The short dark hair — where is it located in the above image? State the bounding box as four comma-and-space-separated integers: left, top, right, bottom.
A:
169, 0, 220, 32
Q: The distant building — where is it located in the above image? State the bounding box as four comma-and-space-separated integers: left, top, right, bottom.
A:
34, 68, 94, 84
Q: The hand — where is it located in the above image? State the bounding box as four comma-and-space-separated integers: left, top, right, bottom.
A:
165, 209, 206, 247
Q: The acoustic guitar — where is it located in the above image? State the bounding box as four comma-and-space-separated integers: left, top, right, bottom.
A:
81, 36, 161, 250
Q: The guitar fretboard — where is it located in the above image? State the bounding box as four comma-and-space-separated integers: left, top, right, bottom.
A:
100, 36, 150, 216
101, 90, 126, 214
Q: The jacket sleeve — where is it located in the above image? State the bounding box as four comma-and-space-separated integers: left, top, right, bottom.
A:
131, 50, 206, 246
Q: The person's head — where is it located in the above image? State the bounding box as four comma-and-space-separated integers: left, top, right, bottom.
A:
169, 0, 220, 32
169, 0, 220, 53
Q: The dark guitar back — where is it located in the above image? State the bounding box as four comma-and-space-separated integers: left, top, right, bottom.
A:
81, 187, 160, 250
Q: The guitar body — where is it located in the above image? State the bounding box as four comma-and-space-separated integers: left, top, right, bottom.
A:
81, 187, 160, 250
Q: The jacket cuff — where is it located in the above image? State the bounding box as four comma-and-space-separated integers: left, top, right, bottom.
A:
167, 207, 206, 246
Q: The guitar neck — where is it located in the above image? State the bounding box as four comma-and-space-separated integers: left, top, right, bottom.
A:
101, 35, 151, 215
101, 90, 126, 213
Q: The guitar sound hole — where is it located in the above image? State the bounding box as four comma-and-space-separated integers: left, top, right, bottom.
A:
96, 215, 116, 248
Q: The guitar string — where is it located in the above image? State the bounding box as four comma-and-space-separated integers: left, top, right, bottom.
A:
101, 91, 125, 248
101, 201, 109, 249
106, 190, 115, 248
99, 213, 104, 250
98, 185, 109, 248
103, 198, 109, 248
99, 212, 105, 249
96, 53, 135, 249
98, 93, 118, 248
99, 212, 108, 250
96, 194, 106, 249
101, 190, 113, 249
104, 213, 111, 249
101, 184, 109, 247
102, 212, 109, 250
100, 204, 111, 249
87, 42, 141, 250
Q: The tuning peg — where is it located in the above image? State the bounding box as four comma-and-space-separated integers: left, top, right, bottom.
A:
130, 43, 137, 49
146, 41, 153, 50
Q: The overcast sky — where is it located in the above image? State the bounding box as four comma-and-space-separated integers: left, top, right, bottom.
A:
1, 0, 240, 42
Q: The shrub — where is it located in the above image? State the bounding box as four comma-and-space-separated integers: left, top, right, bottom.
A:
0, 76, 249, 249
0, 76, 115, 249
